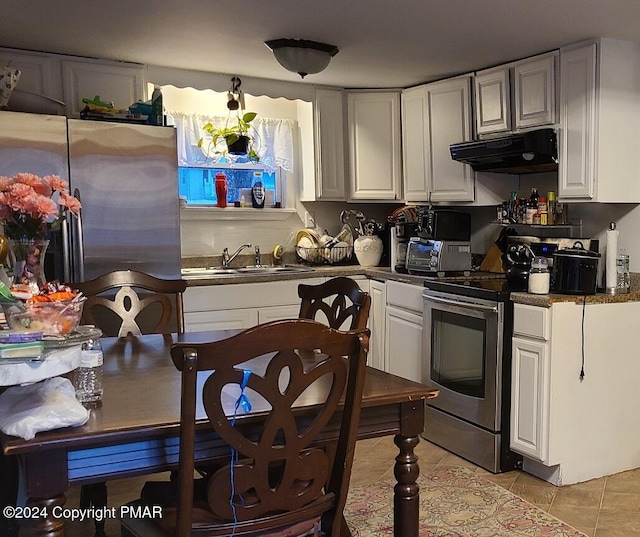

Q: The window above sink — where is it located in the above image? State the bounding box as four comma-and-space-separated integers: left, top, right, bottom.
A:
178, 163, 281, 208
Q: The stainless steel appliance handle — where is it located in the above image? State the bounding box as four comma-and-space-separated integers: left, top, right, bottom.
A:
61, 216, 71, 283
424, 295, 498, 313
74, 188, 85, 282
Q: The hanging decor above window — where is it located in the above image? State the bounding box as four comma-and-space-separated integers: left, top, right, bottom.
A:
197, 77, 260, 162
264, 39, 339, 78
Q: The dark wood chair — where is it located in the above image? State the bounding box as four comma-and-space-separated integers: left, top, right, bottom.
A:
75, 269, 187, 337
298, 277, 371, 331
74, 269, 187, 536
120, 319, 369, 537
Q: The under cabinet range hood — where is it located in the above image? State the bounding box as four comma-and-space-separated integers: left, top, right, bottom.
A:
450, 128, 558, 174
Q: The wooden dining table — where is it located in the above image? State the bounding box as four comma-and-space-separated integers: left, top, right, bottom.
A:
0, 330, 438, 537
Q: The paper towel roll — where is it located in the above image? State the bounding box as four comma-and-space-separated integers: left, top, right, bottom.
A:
606, 223, 619, 291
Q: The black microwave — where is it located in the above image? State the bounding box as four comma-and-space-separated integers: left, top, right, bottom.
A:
419, 210, 471, 241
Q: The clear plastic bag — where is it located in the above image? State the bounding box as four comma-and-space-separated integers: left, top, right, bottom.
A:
0, 377, 89, 440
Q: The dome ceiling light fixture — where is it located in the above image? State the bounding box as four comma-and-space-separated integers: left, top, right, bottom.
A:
264, 39, 339, 79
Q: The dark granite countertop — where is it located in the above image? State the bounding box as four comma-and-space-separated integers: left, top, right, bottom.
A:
181, 256, 428, 288
511, 272, 640, 307
181, 259, 640, 308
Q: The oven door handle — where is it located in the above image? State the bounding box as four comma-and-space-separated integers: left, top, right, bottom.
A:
424, 295, 498, 313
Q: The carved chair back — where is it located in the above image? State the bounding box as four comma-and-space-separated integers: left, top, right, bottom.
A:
75, 270, 187, 337
169, 319, 369, 536
298, 277, 371, 331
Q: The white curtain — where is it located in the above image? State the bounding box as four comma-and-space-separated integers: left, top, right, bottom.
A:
167, 111, 295, 172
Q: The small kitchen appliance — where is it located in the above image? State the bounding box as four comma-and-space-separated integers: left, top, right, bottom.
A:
418, 209, 471, 241
505, 242, 534, 290
390, 222, 418, 273
405, 237, 472, 275
552, 241, 600, 295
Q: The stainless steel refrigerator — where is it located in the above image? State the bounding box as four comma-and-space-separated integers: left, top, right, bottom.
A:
0, 111, 182, 283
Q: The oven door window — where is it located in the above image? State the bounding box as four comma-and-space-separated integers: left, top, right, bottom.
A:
430, 310, 486, 398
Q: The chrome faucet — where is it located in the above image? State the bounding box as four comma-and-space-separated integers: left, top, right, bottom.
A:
221, 243, 251, 268
254, 245, 261, 266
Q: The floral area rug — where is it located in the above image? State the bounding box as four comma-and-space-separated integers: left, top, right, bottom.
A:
344, 466, 587, 537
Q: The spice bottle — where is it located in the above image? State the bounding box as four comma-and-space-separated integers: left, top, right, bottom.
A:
547, 191, 556, 225
537, 196, 548, 225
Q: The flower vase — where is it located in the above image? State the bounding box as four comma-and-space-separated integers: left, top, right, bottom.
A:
8, 238, 49, 291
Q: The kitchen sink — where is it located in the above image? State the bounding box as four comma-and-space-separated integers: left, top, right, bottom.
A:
181, 264, 314, 278
235, 265, 315, 274
181, 267, 239, 277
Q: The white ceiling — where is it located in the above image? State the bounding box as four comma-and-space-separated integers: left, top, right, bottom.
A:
3, 0, 640, 89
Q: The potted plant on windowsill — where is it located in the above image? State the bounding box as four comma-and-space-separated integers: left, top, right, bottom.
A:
197, 111, 259, 162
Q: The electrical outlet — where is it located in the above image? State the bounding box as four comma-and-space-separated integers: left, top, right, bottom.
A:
304, 210, 316, 229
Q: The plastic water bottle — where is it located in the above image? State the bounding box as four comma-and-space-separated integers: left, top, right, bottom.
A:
74, 338, 104, 404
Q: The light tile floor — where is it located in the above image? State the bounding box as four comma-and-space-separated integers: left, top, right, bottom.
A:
63, 437, 640, 537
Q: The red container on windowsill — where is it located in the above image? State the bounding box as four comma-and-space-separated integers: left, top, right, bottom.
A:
215, 173, 228, 208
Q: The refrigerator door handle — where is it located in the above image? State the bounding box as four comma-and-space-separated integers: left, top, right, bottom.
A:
73, 188, 85, 282
61, 215, 71, 283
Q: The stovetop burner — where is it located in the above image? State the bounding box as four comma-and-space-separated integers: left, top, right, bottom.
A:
423, 271, 522, 301
424, 270, 507, 281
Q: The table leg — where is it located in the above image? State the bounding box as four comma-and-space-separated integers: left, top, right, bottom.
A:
25, 495, 66, 537
393, 434, 420, 537
21, 451, 68, 537
0, 452, 20, 537
392, 398, 425, 537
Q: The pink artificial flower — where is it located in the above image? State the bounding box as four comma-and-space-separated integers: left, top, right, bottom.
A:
14, 172, 53, 197
44, 175, 69, 193
30, 195, 58, 219
0, 173, 82, 240
59, 192, 82, 215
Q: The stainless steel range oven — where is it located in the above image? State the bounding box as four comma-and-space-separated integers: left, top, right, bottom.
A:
422, 277, 522, 473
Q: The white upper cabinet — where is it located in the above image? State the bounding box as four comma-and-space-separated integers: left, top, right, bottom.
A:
401, 85, 430, 202
425, 76, 475, 202
347, 91, 402, 201
559, 39, 640, 202
312, 88, 347, 200
401, 76, 476, 203
475, 68, 511, 136
514, 53, 557, 130
0, 48, 59, 101
62, 59, 145, 117
475, 51, 557, 137
0, 47, 145, 118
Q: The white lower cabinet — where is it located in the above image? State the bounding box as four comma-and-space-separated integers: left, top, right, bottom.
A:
384, 281, 424, 383
186, 308, 258, 331
510, 303, 551, 463
511, 336, 550, 462
257, 304, 302, 324
385, 306, 423, 383
509, 300, 640, 486
183, 278, 325, 332
368, 279, 386, 371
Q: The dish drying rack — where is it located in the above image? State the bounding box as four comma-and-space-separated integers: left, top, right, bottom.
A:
295, 245, 353, 265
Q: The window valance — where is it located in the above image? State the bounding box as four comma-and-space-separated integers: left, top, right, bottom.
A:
167, 112, 295, 172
